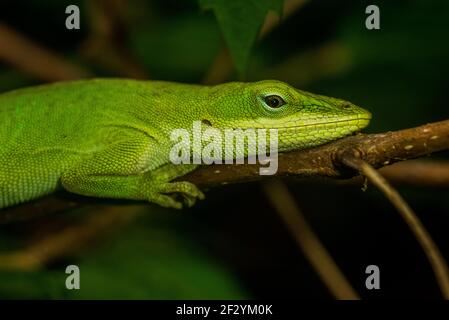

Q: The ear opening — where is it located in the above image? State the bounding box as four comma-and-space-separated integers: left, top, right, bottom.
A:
201, 119, 213, 126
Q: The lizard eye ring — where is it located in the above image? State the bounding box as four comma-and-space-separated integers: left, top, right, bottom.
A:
263, 95, 285, 109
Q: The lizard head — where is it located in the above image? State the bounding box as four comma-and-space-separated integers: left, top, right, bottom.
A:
205, 80, 372, 150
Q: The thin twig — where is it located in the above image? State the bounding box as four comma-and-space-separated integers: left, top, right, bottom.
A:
341, 157, 449, 299
263, 179, 360, 300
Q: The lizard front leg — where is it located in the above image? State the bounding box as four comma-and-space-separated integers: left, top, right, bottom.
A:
60, 140, 203, 209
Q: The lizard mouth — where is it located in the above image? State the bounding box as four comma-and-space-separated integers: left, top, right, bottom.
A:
231, 117, 371, 131
277, 117, 371, 130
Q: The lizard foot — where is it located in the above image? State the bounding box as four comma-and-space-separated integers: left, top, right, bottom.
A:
148, 181, 205, 209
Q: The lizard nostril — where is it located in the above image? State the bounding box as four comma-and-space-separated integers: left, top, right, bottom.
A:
342, 103, 351, 109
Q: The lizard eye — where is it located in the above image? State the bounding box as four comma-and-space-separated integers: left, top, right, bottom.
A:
264, 95, 285, 108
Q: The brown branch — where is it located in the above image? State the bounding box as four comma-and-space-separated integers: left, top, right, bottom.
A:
263, 179, 360, 300
80, 0, 149, 79
0, 23, 91, 81
0, 205, 141, 270
259, 0, 309, 39
334, 160, 449, 188
270, 160, 449, 188
377, 160, 449, 187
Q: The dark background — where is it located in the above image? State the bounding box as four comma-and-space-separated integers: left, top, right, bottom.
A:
0, 0, 448, 299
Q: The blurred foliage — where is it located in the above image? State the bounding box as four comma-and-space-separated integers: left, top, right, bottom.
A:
0, 210, 248, 299
329, 0, 449, 131
0, 0, 448, 299
199, 0, 283, 74
129, 13, 221, 81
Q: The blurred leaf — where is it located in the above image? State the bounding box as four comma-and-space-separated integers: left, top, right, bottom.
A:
129, 14, 221, 81
199, 0, 283, 75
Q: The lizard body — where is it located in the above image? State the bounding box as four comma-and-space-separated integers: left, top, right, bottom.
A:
0, 79, 371, 209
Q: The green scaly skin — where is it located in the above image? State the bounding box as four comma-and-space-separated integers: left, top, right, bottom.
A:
0, 79, 371, 209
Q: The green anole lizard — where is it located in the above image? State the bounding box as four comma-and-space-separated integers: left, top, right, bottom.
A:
0, 79, 371, 209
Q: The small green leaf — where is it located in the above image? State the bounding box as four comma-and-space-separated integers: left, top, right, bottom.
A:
199, 0, 284, 75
